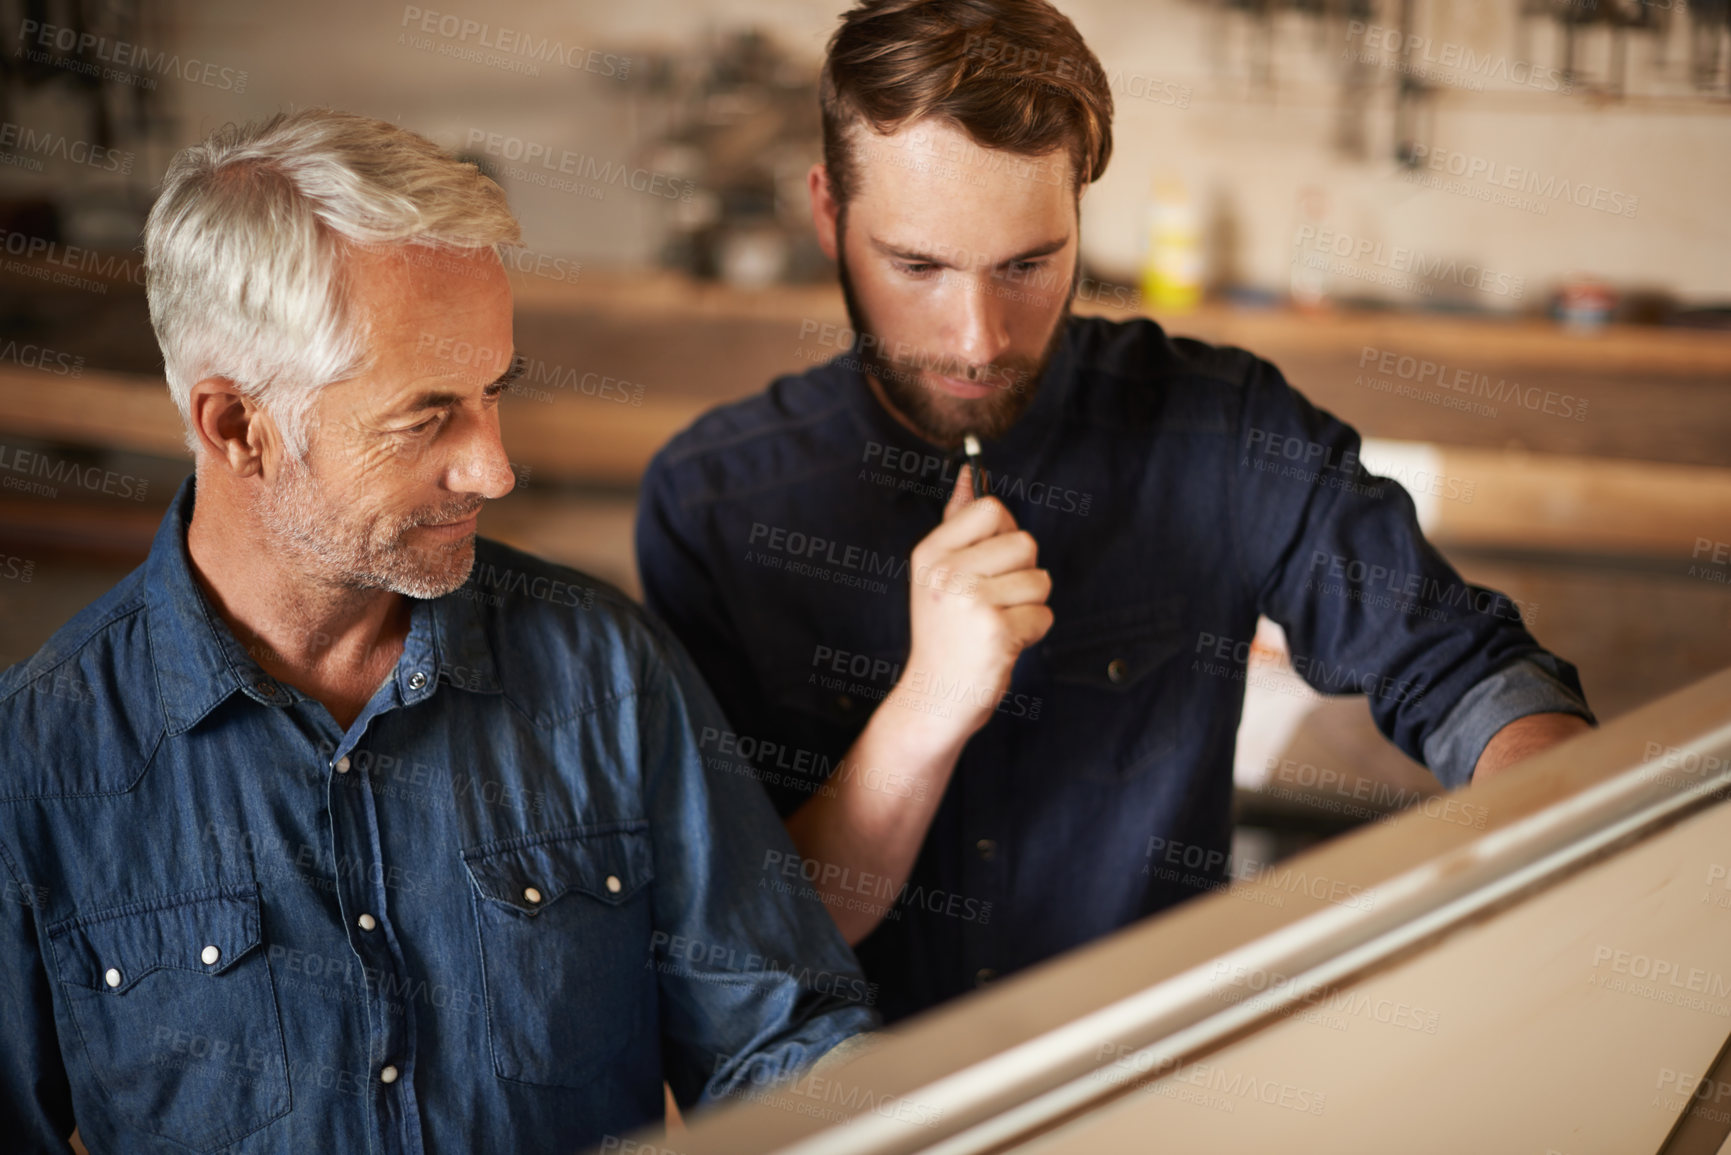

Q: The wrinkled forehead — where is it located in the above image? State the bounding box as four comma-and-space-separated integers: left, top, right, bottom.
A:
300, 244, 514, 423
346, 243, 515, 370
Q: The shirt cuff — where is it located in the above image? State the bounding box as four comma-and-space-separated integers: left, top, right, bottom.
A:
1422, 656, 1597, 790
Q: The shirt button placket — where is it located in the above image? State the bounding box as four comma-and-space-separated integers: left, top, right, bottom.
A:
327, 741, 413, 1143
959, 741, 1003, 996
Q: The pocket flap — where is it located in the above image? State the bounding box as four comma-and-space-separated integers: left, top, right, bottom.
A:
461, 823, 653, 914
49, 886, 262, 994
1045, 598, 1188, 690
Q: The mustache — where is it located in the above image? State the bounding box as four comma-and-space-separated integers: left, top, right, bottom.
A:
400, 497, 486, 529
921, 360, 1039, 396
872, 346, 1040, 392
929, 357, 1038, 384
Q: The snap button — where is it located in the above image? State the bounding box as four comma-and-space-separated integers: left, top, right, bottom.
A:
975, 838, 997, 860
975, 967, 997, 986
104, 967, 122, 988
334, 756, 351, 774
200, 945, 221, 966
380, 1064, 399, 1084
407, 671, 428, 690
1106, 658, 1129, 684
523, 887, 543, 905
357, 913, 377, 931
605, 874, 622, 894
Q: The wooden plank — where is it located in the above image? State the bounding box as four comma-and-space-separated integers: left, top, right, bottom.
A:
0, 367, 189, 461
1432, 446, 1731, 558
493, 390, 708, 485
658, 667, 1731, 1154
0, 497, 160, 560
0, 365, 707, 488
511, 270, 1731, 377
1155, 303, 1731, 377
1, 366, 1725, 557
1015, 800, 1731, 1154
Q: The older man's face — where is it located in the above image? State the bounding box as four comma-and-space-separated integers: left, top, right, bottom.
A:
255, 245, 518, 599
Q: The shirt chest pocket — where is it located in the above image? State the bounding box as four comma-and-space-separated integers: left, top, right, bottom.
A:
461, 823, 656, 1088
1042, 597, 1191, 783
47, 885, 290, 1153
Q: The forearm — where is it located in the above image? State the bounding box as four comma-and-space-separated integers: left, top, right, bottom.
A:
784, 473, 1051, 944
1470, 712, 1593, 783
784, 692, 970, 944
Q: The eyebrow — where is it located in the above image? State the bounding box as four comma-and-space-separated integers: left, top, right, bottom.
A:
392, 352, 524, 415
869, 234, 1071, 268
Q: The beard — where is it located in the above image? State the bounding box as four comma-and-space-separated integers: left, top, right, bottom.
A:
837, 235, 1072, 449
252, 453, 483, 600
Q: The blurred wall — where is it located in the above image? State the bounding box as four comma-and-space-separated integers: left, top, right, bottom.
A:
6, 0, 1728, 306
1082, 1, 1724, 299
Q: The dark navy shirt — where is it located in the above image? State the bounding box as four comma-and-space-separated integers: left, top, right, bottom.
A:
0, 476, 875, 1154
636, 314, 1593, 1023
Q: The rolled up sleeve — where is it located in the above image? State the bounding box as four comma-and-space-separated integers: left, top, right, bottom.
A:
1422, 655, 1596, 789
1229, 354, 1593, 786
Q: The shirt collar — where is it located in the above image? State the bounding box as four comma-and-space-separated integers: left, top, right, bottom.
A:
144, 475, 501, 735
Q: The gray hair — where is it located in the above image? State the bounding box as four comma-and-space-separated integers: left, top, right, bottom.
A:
144, 108, 522, 459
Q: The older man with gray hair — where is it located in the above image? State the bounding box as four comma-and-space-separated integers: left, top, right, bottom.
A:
0, 108, 873, 1154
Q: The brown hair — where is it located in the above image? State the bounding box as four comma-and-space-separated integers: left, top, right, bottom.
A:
820, 0, 1114, 209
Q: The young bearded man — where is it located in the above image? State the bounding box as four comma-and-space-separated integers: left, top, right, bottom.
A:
0, 109, 872, 1154
636, 0, 1595, 1024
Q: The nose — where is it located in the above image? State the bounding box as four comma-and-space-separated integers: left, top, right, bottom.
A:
950, 271, 1012, 373
450, 408, 516, 502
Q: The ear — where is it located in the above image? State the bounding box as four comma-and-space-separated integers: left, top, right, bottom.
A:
808, 162, 840, 261
187, 378, 283, 480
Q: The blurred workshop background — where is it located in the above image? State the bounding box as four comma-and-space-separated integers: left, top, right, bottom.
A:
0, 0, 1727, 867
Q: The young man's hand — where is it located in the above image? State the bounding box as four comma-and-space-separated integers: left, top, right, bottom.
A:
894, 465, 1054, 745
784, 464, 1055, 944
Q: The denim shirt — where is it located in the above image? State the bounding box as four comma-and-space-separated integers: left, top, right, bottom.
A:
0, 476, 875, 1154
636, 314, 1594, 1023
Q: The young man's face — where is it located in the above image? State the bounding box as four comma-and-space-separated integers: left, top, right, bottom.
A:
253, 245, 519, 599
814, 117, 1079, 449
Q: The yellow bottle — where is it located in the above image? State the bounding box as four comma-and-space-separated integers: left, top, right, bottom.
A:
1141, 176, 1202, 312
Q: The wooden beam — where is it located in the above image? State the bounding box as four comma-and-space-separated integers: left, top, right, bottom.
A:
0, 367, 189, 461
0, 365, 707, 488
0, 365, 1725, 562
1431, 446, 1731, 558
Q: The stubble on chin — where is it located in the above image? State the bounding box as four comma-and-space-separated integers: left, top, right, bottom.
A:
252, 458, 479, 600
868, 354, 1042, 446
837, 246, 1069, 448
